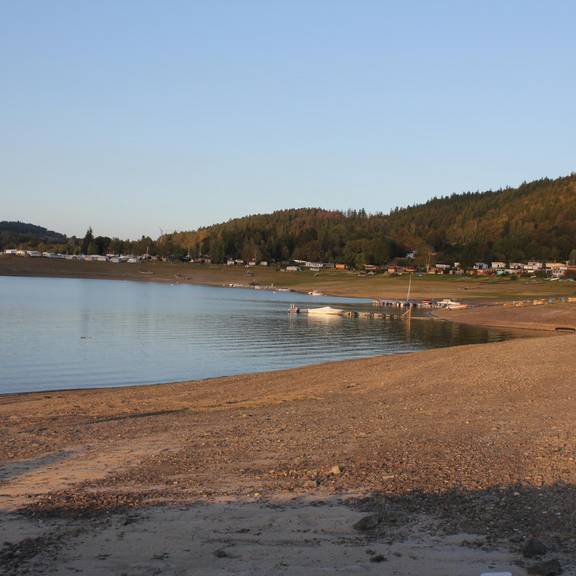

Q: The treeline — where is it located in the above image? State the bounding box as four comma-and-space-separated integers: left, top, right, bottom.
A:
163, 174, 576, 265
383, 174, 576, 263
74, 228, 155, 257
0, 222, 157, 257
164, 209, 403, 268
4, 173, 576, 264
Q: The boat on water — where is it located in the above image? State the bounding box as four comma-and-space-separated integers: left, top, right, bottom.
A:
306, 306, 345, 316
308, 290, 324, 296
437, 298, 468, 310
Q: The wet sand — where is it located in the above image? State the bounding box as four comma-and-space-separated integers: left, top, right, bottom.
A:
2, 320, 576, 574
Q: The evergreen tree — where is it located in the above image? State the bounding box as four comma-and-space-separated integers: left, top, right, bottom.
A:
81, 227, 94, 254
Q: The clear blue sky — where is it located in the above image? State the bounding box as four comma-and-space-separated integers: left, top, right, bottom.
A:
1, 1, 575, 239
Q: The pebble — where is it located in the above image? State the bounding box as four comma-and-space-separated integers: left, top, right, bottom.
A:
353, 514, 382, 532
370, 554, 387, 563
523, 537, 548, 558
213, 548, 232, 559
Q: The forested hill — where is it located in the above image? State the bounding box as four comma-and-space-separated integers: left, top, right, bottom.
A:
165, 209, 401, 267
384, 174, 576, 263
164, 174, 576, 265
0, 221, 66, 250
3, 174, 576, 264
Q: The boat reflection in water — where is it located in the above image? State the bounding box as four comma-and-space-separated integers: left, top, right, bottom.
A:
0, 276, 523, 394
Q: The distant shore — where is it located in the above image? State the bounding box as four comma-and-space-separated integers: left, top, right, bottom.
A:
2, 254, 576, 303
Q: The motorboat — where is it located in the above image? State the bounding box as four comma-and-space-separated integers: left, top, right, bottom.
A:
306, 306, 344, 316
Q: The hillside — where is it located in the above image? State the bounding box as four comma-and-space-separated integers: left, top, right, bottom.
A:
4, 174, 576, 264
164, 208, 402, 267
163, 174, 576, 265
384, 174, 576, 263
0, 221, 67, 250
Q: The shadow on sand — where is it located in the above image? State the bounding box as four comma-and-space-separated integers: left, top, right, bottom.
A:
1, 483, 574, 575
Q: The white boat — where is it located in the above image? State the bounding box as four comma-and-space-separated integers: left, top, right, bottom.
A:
306, 306, 344, 316
308, 290, 323, 296
437, 298, 468, 310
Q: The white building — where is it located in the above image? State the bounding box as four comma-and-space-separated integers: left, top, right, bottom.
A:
546, 262, 568, 271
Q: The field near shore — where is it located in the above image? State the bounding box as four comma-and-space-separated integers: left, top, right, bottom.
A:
2, 254, 576, 301
2, 299, 576, 574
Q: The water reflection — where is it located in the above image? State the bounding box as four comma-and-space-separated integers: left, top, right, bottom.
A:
0, 276, 520, 394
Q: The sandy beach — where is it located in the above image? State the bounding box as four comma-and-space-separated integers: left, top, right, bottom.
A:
435, 302, 576, 332
1, 299, 576, 574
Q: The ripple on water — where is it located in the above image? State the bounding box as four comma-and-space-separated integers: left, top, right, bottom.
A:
0, 277, 517, 393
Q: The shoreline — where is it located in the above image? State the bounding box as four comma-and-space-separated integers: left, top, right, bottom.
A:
0, 261, 370, 303
2, 335, 576, 574
0, 323, 540, 400
2, 254, 576, 302
3, 332, 574, 492
3, 334, 575, 504
1, 271, 573, 401
433, 301, 576, 333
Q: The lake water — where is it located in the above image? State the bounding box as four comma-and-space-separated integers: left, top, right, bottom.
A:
0, 276, 517, 394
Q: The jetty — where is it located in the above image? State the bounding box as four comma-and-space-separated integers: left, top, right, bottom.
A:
372, 298, 467, 310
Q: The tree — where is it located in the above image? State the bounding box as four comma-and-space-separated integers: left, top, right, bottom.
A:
81, 227, 94, 255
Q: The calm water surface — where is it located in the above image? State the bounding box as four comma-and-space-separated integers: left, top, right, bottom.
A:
0, 276, 517, 394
